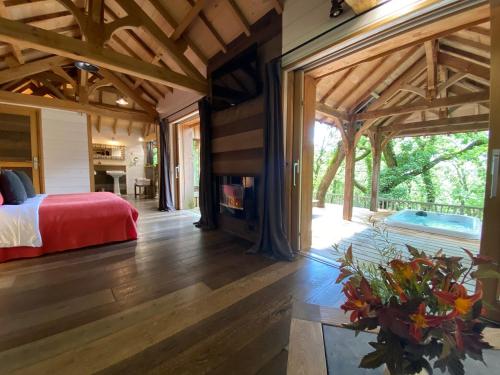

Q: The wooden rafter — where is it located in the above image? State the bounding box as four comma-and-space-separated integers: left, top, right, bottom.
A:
0, 17, 207, 93
0, 89, 154, 122
0, 56, 69, 85
381, 114, 489, 133
438, 52, 490, 82
424, 40, 438, 98
270, 0, 284, 14
0, 1, 24, 64
115, 0, 204, 81
353, 91, 489, 121
315, 103, 350, 122
225, 0, 251, 36
319, 67, 354, 103
99, 69, 157, 117
171, 0, 206, 41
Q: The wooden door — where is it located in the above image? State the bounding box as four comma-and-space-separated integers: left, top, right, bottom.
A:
0, 104, 42, 193
175, 119, 201, 210
285, 70, 316, 252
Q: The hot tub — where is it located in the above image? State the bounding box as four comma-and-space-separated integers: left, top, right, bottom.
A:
384, 210, 482, 240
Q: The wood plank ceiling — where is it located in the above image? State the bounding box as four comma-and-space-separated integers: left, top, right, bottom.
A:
0, 0, 281, 136
314, 21, 491, 140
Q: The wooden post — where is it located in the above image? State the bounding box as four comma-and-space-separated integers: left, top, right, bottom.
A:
369, 130, 382, 212
343, 123, 356, 221
300, 75, 317, 250
479, 0, 500, 322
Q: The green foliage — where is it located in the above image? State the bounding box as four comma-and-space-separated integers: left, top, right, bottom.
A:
313, 121, 488, 210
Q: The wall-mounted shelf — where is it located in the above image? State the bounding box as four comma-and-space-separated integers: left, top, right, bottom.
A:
92, 143, 125, 161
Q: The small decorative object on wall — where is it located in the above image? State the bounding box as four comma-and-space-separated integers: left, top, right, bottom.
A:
336, 244, 497, 375
93, 143, 126, 161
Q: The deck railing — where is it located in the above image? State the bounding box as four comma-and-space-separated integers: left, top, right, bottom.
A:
325, 194, 484, 219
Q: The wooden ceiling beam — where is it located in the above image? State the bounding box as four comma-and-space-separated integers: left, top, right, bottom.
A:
99, 68, 158, 117
424, 40, 438, 98
225, 0, 250, 36
171, 0, 205, 41
438, 51, 490, 82
51, 65, 76, 87
319, 67, 354, 103
382, 114, 489, 132
0, 89, 154, 122
0, 1, 24, 64
391, 122, 489, 137
353, 91, 489, 121
115, 0, 204, 81
315, 102, 350, 122
189, 0, 227, 54
0, 17, 207, 93
355, 58, 427, 140
270, 0, 284, 15
0, 55, 69, 85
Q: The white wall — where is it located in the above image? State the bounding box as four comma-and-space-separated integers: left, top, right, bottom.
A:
41, 108, 91, 194
92, 125, 146, 195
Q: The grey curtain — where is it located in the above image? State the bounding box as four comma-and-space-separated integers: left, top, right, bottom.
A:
194, 97, 217, 229
158, 119, 175, 212
250, 59, 295, 261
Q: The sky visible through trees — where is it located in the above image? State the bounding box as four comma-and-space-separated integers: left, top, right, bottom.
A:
313, 122, 488, 209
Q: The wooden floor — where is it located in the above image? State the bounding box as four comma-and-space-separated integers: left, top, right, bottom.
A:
0, 199, 343, 374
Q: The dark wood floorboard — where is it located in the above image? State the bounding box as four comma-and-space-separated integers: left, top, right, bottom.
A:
0, 199, 343, 374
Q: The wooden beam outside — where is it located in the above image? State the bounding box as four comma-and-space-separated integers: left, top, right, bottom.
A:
343, 123, 356, 221
392, 122, 489, 137
319, 67, 354, 103
368, 130, 382, 212
438, 52, 490, 82
382, 114, 490, 133
424, 40, 438, 98
355, 58, 427, 141
315, 102, 350, 122
353, 91, 490, 121
0, 17, 207, 94
0, 90, 154, 122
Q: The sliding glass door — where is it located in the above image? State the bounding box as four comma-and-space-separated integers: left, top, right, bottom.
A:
0, 104, 41, 193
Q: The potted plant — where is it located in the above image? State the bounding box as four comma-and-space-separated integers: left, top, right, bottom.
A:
336, 244, 497, 375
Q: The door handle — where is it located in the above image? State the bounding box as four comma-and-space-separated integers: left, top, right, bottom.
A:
293, 161, 300, 187
175, 165, 180, 179
490, 149, 500, 198
33, 156, 39, 170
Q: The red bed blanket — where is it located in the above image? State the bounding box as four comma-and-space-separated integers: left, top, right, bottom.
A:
0, 192, 139, 263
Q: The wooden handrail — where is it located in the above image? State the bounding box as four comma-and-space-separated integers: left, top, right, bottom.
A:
322, 194, 483, 219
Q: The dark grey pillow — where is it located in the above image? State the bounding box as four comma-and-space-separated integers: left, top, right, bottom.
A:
0, 170, 28, 205
14, 170, 36, 198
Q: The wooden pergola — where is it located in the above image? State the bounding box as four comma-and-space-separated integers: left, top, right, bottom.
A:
313, 20, 491, 221
0, 0, 283, 135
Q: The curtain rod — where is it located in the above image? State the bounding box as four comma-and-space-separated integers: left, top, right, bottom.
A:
162, 1, 389, 119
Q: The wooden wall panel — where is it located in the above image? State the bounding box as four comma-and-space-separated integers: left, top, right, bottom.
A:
212, 129, 264, 154
208, 10, 281, 242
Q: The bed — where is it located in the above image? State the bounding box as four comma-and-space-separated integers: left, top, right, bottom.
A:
0, 192, 139, 263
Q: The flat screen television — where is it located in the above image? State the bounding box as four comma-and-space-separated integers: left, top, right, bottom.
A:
211, 45, 261, 111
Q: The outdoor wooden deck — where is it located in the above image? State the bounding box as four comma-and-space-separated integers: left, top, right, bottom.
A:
311, 204, 480, 267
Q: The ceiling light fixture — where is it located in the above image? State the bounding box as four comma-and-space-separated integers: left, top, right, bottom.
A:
116, 97, 129, 106
330, 0, 345, 17
74, 61, 99, 73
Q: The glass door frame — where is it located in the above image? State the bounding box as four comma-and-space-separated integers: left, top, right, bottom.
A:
0, 104, 42, 193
